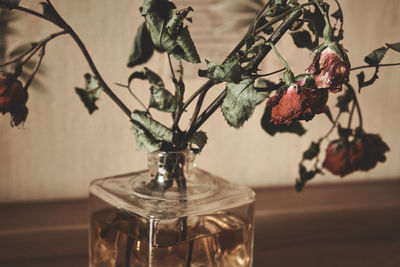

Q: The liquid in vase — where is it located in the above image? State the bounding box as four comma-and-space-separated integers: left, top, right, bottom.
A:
89, 151, 255, 267
90, 205, 253, 267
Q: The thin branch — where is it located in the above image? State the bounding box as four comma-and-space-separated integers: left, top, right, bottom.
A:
255, 67, 285, 77
350, 62, 400, 71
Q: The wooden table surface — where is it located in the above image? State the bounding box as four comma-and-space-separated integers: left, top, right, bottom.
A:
1, 180, 399, 267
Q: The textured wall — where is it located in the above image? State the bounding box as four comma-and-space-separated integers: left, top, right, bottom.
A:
0, 0, 399, 202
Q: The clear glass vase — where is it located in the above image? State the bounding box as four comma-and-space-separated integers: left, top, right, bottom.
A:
89, 150, 255, 267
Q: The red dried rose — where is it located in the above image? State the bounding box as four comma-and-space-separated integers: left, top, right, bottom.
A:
267, 84, 328, 125
0, 72, 28, 126
323, 134, 390, 177
307, 46, 350, 93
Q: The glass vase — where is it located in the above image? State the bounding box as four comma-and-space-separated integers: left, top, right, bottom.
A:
89, 150, 255, 267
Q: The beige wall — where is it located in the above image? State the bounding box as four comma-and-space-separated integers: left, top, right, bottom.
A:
0, 0, 399, 203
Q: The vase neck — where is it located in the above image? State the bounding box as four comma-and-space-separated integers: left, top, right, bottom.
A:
146, 150, 195, 192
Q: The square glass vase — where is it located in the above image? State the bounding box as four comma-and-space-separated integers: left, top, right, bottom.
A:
89, 151, 255, 267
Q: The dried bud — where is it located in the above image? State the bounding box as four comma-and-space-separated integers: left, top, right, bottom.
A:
0, 72, 28, 126
307, 45, 351, 93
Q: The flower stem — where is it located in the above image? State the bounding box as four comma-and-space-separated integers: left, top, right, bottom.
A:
267, 42, 293, 74
350, 62, 400, 71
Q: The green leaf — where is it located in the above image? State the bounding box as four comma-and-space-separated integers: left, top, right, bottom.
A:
131, 110, 173, 143
189, 131, 207, 154
364, 47, 388, 66
172, 26, 201, 63
127, 23, 154, 68
131, 123, 162, 152
290, 30, 314, 50
387, 42, 400, 53
335, 89, 353, 112
128, 67, 163, 87
303, 141, 320, 160
0, 0, 21, 9
198, 58, 242, 83
75, 73, 102, 114
128, 68, 176, 113
221, 79, 257, 128
142, 0, 200, 64
149, 86, 177, 113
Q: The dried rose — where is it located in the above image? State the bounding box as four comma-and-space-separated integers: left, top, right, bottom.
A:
323, 134, 390, 177
0, 72, 28, 126
307, 45, 351, 93
267, 83, 328, 125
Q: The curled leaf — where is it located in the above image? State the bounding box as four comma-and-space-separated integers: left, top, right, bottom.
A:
128, 68, 176, 112
364, 47, 388, 66
149, 86, 176, 113
127, 22, 154, 68
189, 131, 207, 154
142, 0, 200, 63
